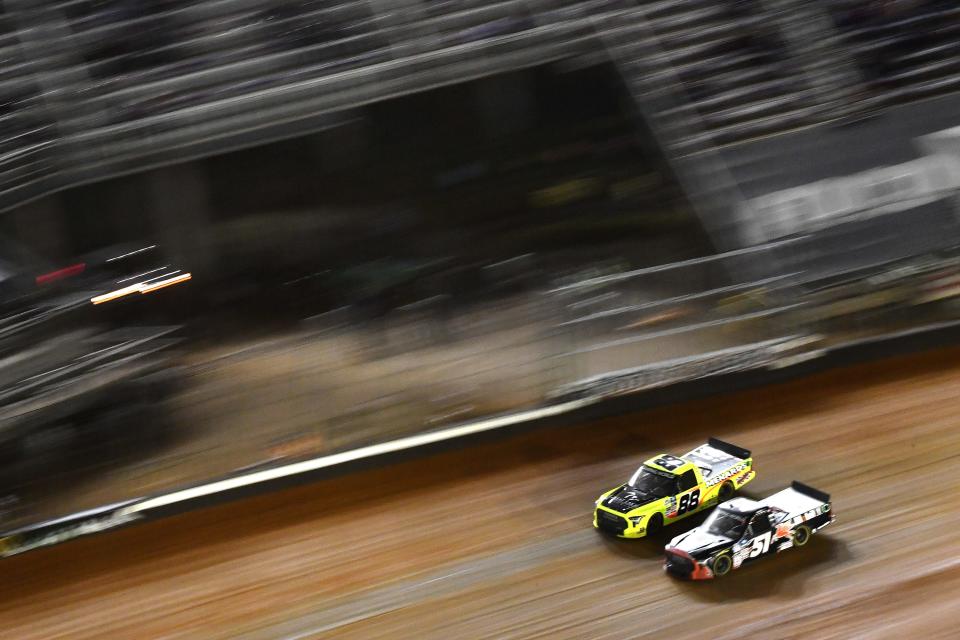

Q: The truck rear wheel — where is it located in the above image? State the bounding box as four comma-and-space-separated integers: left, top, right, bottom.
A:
718, 482, 735, 503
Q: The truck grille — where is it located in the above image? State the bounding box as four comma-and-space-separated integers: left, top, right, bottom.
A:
665, 551, 694, 577
596, 509, 627, 534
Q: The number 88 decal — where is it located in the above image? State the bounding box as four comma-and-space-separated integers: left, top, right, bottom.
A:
677, 489, 700, 515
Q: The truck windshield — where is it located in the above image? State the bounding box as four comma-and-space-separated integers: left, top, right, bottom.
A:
627, 466, 677, 498
705, 508, 748, 538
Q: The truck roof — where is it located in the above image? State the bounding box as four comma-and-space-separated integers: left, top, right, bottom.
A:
759, 485, 829, 516
683, 440, 749, 480
642, 454, 694, 475
718, 497, 760, 514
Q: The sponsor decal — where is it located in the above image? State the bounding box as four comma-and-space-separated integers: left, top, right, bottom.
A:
732, 547, 749, 569
735, 471, 756, 487
705, 463, 747, 487
663, 496, 677, 517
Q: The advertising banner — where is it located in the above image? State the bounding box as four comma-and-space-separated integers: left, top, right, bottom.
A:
713, 94, 960, 280
550, 335, 822, 402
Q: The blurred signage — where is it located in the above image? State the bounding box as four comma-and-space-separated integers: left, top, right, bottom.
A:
740, 152, 960, 244
551, 335, 821, 401
711, 95, 960, 273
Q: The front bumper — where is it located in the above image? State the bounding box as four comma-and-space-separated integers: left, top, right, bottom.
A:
664, 548, 713, 580
593, 509, 647, 538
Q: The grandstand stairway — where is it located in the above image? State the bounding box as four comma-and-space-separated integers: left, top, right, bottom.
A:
592, 4, 765, 262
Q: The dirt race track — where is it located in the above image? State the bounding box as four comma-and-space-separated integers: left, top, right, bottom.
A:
2, 346, 960, 639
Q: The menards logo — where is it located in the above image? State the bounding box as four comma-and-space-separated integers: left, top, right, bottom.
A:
0, 511, 141, 557
705, 463, 747, 487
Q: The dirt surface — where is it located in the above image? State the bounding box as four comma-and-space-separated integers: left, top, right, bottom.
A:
2, 346, 960, 639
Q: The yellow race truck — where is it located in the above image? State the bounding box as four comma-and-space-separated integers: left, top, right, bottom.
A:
594, 438, 755, 538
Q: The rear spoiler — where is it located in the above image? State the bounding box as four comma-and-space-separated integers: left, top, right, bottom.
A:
708, 437, 751, 460
791, 481, 830, 504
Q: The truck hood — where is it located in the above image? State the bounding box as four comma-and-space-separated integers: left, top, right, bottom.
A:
601, 485, 659, 513
668, 529, 734, 559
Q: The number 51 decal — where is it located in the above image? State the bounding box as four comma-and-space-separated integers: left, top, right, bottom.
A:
749, 531, 772, 558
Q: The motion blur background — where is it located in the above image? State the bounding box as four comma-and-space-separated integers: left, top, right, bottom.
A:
0, 0, 959, 537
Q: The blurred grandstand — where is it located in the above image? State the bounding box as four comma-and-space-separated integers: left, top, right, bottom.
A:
0, 237, 184, 524
0, 0, 956, 206
0, 0, 959, 530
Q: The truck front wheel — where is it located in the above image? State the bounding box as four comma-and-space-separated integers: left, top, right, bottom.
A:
646, 513, 663, 536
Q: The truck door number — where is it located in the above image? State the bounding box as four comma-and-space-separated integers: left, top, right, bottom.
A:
677, 490, 700, 515
653, 455, 685, 470
749, 531, 772, 558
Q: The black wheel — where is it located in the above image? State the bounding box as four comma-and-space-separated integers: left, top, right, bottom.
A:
718, 482, 735, 503
712, 553, 733, 577
793, 524, 811, 547
646, 513, 663, 536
